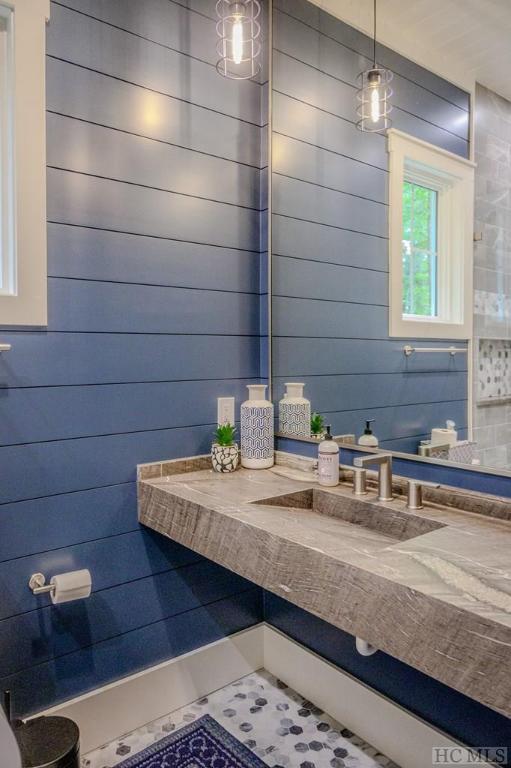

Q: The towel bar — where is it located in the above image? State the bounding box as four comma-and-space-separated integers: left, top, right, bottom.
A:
403, 345, 467, 357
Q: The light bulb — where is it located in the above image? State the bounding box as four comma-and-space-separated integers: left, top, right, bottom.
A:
232, 17, 243, 64
370, 85, 380, 123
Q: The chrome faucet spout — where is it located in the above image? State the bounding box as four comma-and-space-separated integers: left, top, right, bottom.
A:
353, 453, 393, 502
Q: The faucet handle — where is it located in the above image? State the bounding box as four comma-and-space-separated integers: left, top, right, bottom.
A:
340, 464, 367, 495
406, 479, 440, 510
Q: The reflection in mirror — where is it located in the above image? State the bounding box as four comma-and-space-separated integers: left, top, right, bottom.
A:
269, 1, 511, 473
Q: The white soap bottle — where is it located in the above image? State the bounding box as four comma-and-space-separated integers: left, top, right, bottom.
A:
318, 426, 339, 487
358, 419, 379, 447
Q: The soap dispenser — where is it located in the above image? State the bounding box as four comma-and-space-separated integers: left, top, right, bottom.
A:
318, 426, 340, 487
358, 419, 379, 447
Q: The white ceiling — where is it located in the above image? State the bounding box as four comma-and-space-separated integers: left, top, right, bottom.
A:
308, 0, 511, 101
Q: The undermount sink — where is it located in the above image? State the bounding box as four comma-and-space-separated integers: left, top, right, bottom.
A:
252, 488, 445, 545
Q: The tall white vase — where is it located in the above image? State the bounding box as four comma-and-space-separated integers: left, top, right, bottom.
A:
278, 382, 311, 437
241, 384, 274, 469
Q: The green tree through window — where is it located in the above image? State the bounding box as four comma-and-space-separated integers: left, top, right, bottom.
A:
402, 181, 438, 317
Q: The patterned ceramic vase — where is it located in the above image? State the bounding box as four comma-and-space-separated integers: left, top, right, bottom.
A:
211, 443, 239, 473
278, 383, 311, 437
241, 384, 274, 469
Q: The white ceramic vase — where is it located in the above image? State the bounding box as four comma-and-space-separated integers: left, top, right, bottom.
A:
278, 382, 311, 437
211, 443, 239, 473
241, 384, 274, 469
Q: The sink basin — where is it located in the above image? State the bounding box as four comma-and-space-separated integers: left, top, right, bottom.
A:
252, 488, 445, 545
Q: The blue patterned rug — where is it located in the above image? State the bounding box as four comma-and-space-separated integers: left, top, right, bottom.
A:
117, 714, 268, 768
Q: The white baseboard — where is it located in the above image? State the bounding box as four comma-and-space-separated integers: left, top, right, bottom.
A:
40, 622, 485, 768
42, 624, 264, 754
263, 625, 483, 768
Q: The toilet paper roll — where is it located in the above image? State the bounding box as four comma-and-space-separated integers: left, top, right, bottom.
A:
50, 569, 92, 604
431, 427, 457, 446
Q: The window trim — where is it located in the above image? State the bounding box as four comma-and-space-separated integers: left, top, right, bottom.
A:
0, 6, 15, 296
387, 128, 475, 340
0, 0, 49, 326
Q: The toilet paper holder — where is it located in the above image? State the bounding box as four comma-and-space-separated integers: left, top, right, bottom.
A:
28, 573, 56, 595
28, 569, 92, 605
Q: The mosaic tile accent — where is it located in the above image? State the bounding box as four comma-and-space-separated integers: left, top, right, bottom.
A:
477, 338, 511, 401
82, 670, 400, 768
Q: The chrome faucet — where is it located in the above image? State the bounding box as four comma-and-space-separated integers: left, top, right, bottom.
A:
353, 453, 393, 502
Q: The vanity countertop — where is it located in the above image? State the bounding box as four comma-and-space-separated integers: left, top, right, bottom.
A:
138, 452, 511, 718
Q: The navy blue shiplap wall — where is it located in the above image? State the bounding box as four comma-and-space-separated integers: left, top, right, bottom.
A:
271, 0, 470, 451
0, 0, 265, 716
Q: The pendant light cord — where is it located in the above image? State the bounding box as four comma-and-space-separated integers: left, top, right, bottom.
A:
373, 0, 377, 66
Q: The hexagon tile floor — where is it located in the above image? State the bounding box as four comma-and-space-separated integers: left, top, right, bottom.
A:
82, 669, 400, 768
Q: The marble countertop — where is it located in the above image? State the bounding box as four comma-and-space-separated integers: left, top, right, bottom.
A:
138, 452, 511, 717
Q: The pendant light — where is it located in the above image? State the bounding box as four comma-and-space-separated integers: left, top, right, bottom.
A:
216, 0, 261, 80
356, 0, 393, 132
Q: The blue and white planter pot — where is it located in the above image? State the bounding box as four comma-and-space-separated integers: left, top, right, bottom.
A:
211, 443, 239, 473
241, 385, 274, 469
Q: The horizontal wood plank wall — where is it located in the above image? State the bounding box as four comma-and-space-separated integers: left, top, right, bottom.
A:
271, 0, 470, 449
0, 0, 265, 715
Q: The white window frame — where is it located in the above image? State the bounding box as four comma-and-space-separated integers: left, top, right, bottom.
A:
0, 0, 49, 326
387, 128, 474, 340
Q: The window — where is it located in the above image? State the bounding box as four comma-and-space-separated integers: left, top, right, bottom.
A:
402, 181, 438, 318
0, 0, 49, 326
388, 129, 474, 339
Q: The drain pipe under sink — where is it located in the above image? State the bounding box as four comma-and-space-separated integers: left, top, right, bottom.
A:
356, 637, 378, 656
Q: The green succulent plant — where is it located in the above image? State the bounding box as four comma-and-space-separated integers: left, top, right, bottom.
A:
310, 412, 325, 435
214, 423, 237, 446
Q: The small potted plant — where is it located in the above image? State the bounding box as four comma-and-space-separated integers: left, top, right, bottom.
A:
310, 412, 325, 440
211, 423, 239, 473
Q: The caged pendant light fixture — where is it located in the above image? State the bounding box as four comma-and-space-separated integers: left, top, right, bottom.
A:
356, 0, 393, 132
216, 0, 261, 80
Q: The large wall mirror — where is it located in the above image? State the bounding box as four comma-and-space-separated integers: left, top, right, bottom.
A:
269, 0, 511, 474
